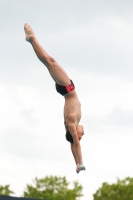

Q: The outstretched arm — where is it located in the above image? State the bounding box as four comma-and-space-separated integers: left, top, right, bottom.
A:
68, 122, 83, 165
70, 143, 79, 165
71, 143, 83, 173
68, 122, 86, 173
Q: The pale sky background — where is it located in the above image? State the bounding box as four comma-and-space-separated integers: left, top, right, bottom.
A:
0, 0, 133, 200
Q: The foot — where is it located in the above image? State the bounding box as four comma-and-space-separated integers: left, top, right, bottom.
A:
24, 23, 35, 42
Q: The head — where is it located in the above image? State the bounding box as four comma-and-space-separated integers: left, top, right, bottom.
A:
65, 125, 84, 144
66, 130, 74, 144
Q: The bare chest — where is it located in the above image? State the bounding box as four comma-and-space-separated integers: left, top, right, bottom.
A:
64, 99, 81, 121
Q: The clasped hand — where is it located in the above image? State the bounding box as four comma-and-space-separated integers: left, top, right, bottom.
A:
76, 164, 86, 174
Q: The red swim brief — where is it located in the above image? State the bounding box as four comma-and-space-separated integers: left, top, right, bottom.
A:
55, 80, 75, 96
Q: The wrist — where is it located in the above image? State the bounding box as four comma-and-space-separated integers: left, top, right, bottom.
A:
77, 163, 84, 167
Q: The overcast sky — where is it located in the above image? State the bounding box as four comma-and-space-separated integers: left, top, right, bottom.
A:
0, 1, 133, 200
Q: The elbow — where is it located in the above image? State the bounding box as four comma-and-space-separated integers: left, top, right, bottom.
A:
74, 142, 80, 149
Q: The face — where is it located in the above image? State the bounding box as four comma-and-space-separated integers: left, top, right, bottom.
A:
76, 125, 84, 141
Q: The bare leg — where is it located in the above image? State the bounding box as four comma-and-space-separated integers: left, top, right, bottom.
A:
24, 23, 71, 86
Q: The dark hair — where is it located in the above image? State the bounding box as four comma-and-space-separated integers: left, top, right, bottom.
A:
65, 130, 74, 144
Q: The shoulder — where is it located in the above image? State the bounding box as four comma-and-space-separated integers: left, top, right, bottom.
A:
65, 113, 77, 123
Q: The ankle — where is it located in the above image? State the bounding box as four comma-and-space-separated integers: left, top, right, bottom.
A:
26, 33, 35, 43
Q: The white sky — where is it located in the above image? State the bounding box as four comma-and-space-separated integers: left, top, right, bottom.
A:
0, 1, 133, 200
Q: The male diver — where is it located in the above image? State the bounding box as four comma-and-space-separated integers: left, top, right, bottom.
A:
24, 23, 86, 173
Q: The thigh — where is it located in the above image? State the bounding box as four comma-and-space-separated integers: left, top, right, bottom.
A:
46, 60, 71, 86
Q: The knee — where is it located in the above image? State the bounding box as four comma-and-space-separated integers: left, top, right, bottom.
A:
43, 55, 56, 67
47, 55, 56, 63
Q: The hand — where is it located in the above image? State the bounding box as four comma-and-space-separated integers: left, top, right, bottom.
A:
76, 164, 86, 174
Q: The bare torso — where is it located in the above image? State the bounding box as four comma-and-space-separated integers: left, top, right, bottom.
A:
64, 90, 81, 127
